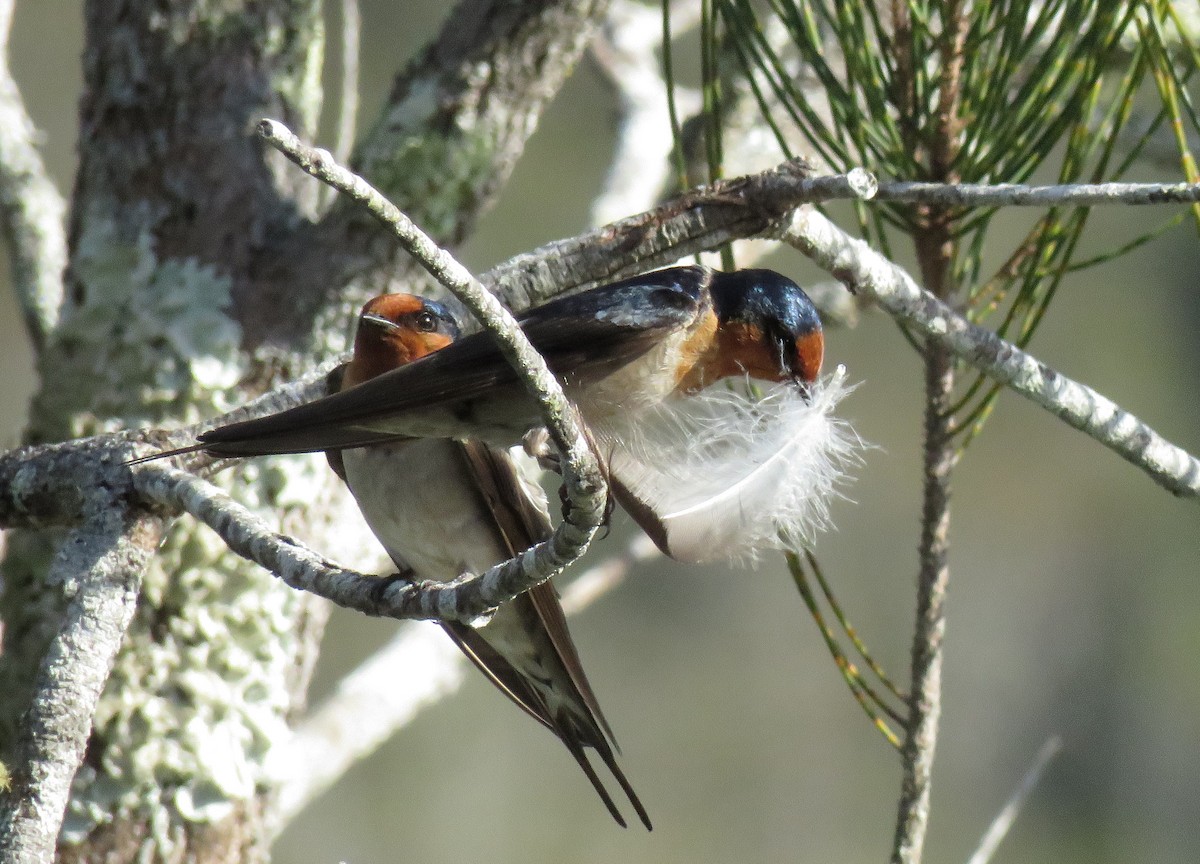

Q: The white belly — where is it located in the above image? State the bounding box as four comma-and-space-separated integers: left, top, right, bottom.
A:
341, 439, 556, 673
341, 439, 505, 582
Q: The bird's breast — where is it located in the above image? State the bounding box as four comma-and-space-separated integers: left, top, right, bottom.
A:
341, 439, 562, 686
570, 313, 717, 425
341, 439, 509, 581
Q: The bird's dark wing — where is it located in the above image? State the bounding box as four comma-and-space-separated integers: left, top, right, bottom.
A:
196, 267, 711, 458
449, 441, 615, 737
443, 439, 651, 830
323, 363, 350, 481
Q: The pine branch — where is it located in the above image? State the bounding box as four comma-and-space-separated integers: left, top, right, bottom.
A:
778, 207, 1200, 498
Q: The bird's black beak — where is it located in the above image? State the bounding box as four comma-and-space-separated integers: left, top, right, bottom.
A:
768, 327, 814, 401
792, 373, 813, 402
361, 313, 400, 332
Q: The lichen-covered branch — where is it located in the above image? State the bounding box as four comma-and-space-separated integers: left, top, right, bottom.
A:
0, 498, 160, 864
875, 179, 1200, 206
485, 162, 873, 311
134, 463, 596, 625
0, 439, 142, 529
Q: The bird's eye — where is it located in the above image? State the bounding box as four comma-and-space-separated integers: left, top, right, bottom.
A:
414, 311, 438, 332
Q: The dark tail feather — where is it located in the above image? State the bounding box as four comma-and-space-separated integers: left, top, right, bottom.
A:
592, 738, 653, 831
127, 427, 409, 464
442, 616, 652, 829
561, 735, 627, 829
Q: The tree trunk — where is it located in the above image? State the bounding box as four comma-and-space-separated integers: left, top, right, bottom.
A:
0, 0, 606, 860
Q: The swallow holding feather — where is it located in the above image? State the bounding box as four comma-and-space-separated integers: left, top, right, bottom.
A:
138, 264, 855, 563
325, 293, 649, 828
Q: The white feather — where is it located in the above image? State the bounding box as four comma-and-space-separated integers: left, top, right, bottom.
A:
597, 366, 862, 564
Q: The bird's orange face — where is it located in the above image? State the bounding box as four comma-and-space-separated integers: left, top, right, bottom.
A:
675, 313, 825, 393
790, 328, 825, 385
712, 320, 824, 387
343, 294, 461, 388
700, 269, 825, 391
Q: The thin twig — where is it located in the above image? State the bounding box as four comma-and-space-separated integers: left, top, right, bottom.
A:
967, 736, 1063, 864
876, 179, 1200, 206
486, 161, 874, 312
778, 208, 1200, 498
0, 0, 67, 353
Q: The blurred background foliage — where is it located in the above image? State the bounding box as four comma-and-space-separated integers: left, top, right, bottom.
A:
1, 2, 1197, 863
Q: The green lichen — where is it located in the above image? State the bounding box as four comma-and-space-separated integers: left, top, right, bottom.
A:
33, 211, 242, 440
62, 457, 328, 847
16, 203, 337, 855
355, 80, 502, 242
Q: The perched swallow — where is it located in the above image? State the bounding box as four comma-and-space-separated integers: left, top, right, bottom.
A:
190, 265, 824, 453
326, 294, 650, 829
140, 266, 843, 562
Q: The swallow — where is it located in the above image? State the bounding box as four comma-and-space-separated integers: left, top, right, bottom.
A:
325, 293, 650, 829
136, 265, 831, 562
189, 264, 823, 452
